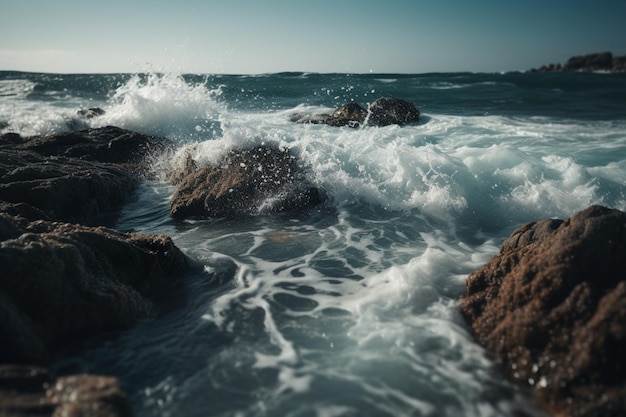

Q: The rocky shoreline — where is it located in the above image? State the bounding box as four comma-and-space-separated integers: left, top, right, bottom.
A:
0, 126, 195, 416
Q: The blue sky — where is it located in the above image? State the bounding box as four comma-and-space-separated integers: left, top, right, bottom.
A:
1, 0, 624, 74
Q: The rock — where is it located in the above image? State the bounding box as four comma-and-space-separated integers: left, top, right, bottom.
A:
0, 365, 132, 417
47, 374, 132, 417
77, 107, 106, 119
289, 112, 333, 125
564, 52, 614, 72
529, 51, 626, 72
613, 56, 626, 72
0, 212, 192, 365
0, 132, 23, 145
460, 205, 626, 417
292, 98, 419, 127
292, 102, 367, 127
170, 144, 326, 219
367, 97, 420, 126
0, 148, 137, 224
327, 102, 368, 127
0, 126, 192, 416
13, 125, 169, 165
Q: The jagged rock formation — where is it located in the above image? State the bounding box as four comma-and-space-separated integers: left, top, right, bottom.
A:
460, 205, 626, 417
170, 144, 326, 219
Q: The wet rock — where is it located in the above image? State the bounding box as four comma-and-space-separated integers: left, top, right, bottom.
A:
564, 52, 615, 72
292, 97, 419, 127
367, 97, 420, 126
0, 132, 23, 145
14, 125, 169, 165
327, 102, 368, 127
529, 51, 626, 72
0, 212, 192, 365
460, 205, 626, 417
0, 148, 137, 224
77, 107, 106, 119
0, 365, 132, 417
291, 102, 367, 127
170, 144, 326, 219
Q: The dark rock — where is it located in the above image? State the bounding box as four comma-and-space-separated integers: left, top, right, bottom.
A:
170, 144, 326, 219
613, 56, 626, 72
460, 205, 626, 417
0, 126, 191, 416
292, 98, 419, 128
0, 365, 132, 417
368, 97, 420, 126
0, 148, 137, 224
77, 107, 106, 119
529, 51, 626, 73
0, 212, 192, 365
328, 102, 368, 127
564, 52, 614, 71
12, 125, 169, 165
0, 132, 23, 145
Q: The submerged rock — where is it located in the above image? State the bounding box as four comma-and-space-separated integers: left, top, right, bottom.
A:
170, 144, 326, 219
292, 97, 419, 127
460, 205, 626, 417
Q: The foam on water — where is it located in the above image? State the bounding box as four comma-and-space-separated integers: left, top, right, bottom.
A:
93, 73, 225, 142
5, 71, 625, 417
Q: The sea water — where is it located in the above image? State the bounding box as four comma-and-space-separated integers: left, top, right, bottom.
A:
2, 70, 626, 417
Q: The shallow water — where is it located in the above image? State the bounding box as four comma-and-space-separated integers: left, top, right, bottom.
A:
2, 70, 625, 416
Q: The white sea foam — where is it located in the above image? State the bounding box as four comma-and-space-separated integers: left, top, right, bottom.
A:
11, 71, 626, 417
92, 73, 225, 142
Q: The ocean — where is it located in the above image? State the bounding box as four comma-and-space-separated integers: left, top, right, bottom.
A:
2, 70, 626, 417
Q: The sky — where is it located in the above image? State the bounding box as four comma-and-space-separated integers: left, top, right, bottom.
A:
1, 0, 625, 74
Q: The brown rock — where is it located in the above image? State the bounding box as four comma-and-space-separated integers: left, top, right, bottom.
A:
0, 365, 132, 417
47, 375, 132, 417
460, 205, 626, 417
170, 145, 326, 219
328, 102, 368, 127
292, 98, 419, 127
367, 97, 420, 126
0, 213, 192, 365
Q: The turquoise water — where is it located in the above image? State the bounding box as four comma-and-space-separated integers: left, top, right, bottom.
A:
2, 70, 626, 416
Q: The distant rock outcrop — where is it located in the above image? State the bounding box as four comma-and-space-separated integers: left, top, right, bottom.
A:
529, 51, 626, 72
170, 145, 326, 219
460, 205, 626, 417
291, 97, 419, 127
